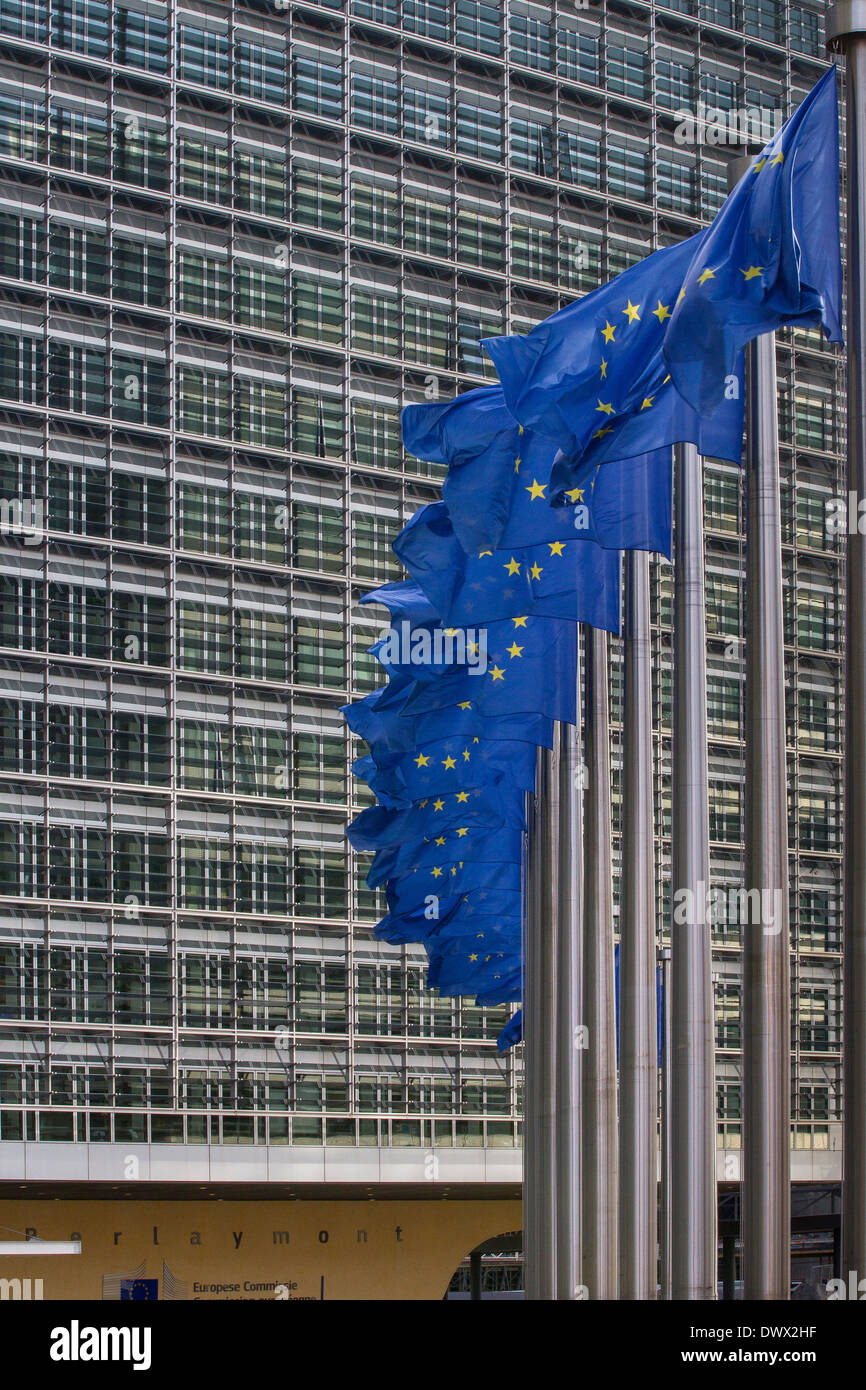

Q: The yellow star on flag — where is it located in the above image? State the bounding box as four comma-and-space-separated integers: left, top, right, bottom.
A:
513, 615, 528, 627
596, 399, 615, 416
526, 479, 546, 500
549, 541, 565, 556
433, 798, 445, 811
506, 642, 524, 658
503, 557, 521, 576
753, 157, 766, 172
652, 300, 671, 323
600, 358, 608, 379
771, 150, 784, 165
462, 749, 470, 762
565, 487, 584, 503
529, 563, 543, 580
456, 827, 468, 837
697, 268, 715, 286
458, 701, 472, 710
456, 791, 469, 803
601, 320, 616, 343
491, 665, 505, 681
442, 755, 456, 769
623, 299, 641, 323
431, 866, 443, 877
434, 836, 445, 846
414, 753, 430, 767
640, 397, 654, 410
741, 266, 763, 281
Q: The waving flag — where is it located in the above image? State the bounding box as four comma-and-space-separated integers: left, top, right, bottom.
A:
399, 614, 581, 726
481, 232, 744, 470
353, 736, 537, 805
347, 780, 524, 852
497, 1008, 524, 1053
366, 826, 525, 889
385, 859, 523, 913
664, 67, 843, 415
345, 683, 554, 755
402, 388, 672, 554
393, 503, 621, 631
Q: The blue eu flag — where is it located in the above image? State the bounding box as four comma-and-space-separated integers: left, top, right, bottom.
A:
402, 388, 672, 555
481, 231, 745, 469
400, 614, 581, 727
393, 503, 621, 632
367, 826, 525, 889
497, 1008, 524, 1053
353, 736, 537, 805
344, 682, 554, 755
385, 857, 522, 912
347, 780, 525, 852
664, 68, 843, 416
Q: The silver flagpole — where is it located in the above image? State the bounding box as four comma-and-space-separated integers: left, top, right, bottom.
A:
556, 710, 583, 1299
619, 550, 658, 1299
742, 329, 791, 1298
828, 1, 866, 1288
725, 153, 792, 1299
659, 945, 673, 1299
582, 622, 619, 1298
524, 745, 559, 1299
671, 442, 717, 1299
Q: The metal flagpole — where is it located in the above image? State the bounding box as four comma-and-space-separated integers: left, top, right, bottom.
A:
723, 152, 792, 1300
659, 945, 673, 1299
742, 325, 792, 1297
671, 442, 717, 1299
619, 550, 658, 1299
524, 745, 559, 1299
742, 327, 792, 1298
581, 622, 619, 1298
556, 710, 583, 1299
828, 0, 866, 1288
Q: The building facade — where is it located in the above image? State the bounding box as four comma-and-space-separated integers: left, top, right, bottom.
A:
0, 0, 843, 1245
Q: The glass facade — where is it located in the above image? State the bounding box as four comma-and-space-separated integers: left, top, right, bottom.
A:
0, 0, 841, 1159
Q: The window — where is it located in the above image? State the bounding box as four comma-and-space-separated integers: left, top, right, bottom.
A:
293, 55, 343, 121
179, 25, 230, 88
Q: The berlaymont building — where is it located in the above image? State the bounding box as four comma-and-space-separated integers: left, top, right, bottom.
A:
0, 0, 845, 1300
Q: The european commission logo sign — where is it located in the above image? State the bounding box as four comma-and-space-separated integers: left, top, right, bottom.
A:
102, 1260, 187, 1300
120, 1278, 158, 1301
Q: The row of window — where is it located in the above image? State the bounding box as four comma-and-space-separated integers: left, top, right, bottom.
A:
0, 581, 381, 694
0, 208, 654, 304
0, 826, 374, 917
0, 703, 352, 803
0, 95, 737, 219
0, 335, 837, 461
0, 455, 407, 575
0, 0, 818, 89
0, 949, 505, 1037
0, 334, 495, 429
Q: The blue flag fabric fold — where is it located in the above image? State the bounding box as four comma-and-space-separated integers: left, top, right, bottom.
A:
399, 615, 581, 726
366, 825, 525, 889
663, 67, 843, 416
344, 685, 554, 755
481, 232, 745, 470
497, 1008, 524, 1053
402, 389, 673, 556
353, 737, 538, 805
347, 780, 524, 852
384, 859, 523, 913
393, 503, 621, 632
